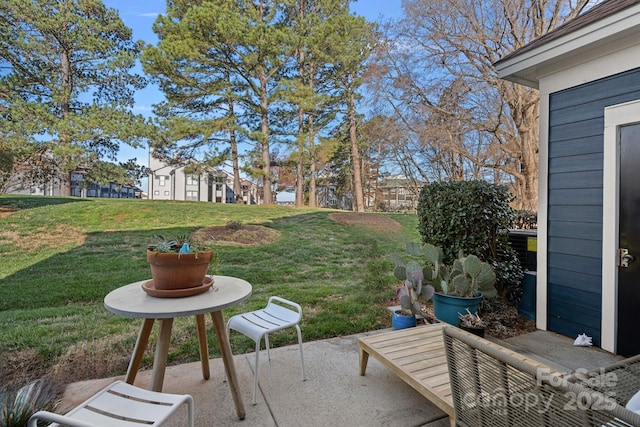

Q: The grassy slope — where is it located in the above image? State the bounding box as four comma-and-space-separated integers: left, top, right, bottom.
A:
0, 196, 420, 388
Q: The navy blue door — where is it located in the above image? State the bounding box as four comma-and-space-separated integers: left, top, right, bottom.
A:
618, 123, 640, 356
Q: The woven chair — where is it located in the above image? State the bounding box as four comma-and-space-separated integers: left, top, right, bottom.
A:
443, 326, 640, 427
28, 380, 194, 427
565, 354, 640, 408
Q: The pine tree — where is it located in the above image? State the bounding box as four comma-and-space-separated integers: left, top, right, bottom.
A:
282, 0, 374, 208
0, 0, 150, 196
143, 0, 296, 205
330, 12, 375, 212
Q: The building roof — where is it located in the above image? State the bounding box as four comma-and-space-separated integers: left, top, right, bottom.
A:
496, 0, 639, 64
494, 0, 640, 88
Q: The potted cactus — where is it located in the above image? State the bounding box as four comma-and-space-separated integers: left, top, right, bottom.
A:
390, 242, 436, 329
397, 242, 497, 326
146, 234, 217, 294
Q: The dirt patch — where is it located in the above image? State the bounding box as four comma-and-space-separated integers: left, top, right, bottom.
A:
0, 205, 17, 218
51, 339, 132, 386
0, 224, 86, 254
329, 212, 402, 233
483, 304, 538, 339
0, 348, 48, 389
191, 223, 280, 246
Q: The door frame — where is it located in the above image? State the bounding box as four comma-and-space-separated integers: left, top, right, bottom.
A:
602, 99, 640, 353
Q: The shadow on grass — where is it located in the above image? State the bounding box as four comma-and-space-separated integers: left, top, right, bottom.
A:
0, 195, 92, 211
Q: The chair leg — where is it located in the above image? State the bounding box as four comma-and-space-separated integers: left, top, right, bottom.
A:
186, 395, 195, 427
253, 339, 260, 405
265, 333, 271, 362
296, 325, 306, 381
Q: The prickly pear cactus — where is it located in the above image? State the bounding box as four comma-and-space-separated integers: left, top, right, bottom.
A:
390, 243, 435, 316
421, 243, 443, 266
475, 263, 497, 298
448, 253, 497, 297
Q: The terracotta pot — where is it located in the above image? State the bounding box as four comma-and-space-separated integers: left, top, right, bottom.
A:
146, 249, 213, 290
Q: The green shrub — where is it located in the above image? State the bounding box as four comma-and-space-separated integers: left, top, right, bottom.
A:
416, 180, 523, 304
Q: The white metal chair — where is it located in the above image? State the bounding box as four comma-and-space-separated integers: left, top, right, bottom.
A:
226, 296, 306, 404
28, 380, 194, 427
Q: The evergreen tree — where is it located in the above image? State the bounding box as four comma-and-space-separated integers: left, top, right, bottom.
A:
142, 2, 243, 198
143, 0, 296, 204
330, 13, 375, 212
0, 0, 150, 196
282, 0, 374, 208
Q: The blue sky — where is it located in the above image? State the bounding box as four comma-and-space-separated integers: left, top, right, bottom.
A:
101, 0, 403, 192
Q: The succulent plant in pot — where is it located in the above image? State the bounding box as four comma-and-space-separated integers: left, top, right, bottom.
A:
458, 308, 487, 337
146, 234, 217, 291
393, 242, 497, 326
390, 242, 436, 328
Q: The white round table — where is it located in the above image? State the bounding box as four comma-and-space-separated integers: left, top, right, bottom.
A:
104, 275, 252, 420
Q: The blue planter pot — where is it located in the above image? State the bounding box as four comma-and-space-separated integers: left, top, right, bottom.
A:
391, 311, 417, 330
433, 292, 483, 325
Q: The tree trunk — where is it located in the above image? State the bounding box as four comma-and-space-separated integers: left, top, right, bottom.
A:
308, 63, 317, 208
59, 50, 72, 196
308, 113, 317, 208
259, 70, 273, 204
506, 84, 539, 211
228, 97, 242, 203
348, 75, 365, 212
373, 141, 382, 210
295, 45, 306, 207
295, 105, 305, 206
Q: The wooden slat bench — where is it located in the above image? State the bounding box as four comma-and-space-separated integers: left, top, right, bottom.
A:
358, 323, 563, 427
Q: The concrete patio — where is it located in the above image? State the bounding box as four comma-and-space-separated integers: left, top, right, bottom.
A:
58, 328, 623, 427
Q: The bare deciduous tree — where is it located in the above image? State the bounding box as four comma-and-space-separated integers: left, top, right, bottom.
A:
369, 0, 590, 210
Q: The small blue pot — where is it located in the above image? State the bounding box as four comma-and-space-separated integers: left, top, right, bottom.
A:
391, 311, 417, 330
433, 292, 483, 325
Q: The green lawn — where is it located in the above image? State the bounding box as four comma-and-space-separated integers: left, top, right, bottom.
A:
0, 195, 420, 389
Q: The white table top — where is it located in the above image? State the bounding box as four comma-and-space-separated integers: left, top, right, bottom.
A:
104, 275, 252, 319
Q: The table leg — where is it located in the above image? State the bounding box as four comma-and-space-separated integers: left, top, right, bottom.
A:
211, 311, 245, 420
195, 314, 210, 380
151, 318, 174, 392
125, 318, 155, 385
359, 347, 370, 376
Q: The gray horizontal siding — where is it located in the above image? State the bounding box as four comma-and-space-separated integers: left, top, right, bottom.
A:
547, 236, 601, 258
548, 171, 602, 189
547, 67, 640, 343
549, 117, 604, 141
549, 135, 602, 157
547, 253, 601, 276
548, 153, 602, 174
547, 188, 602, 205
547, 221, 601, 240
548, 267, 601, 293
548, 205, 602, 223
549, 69, 640, 111
548, 283, 601, 347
